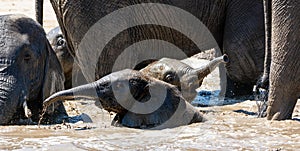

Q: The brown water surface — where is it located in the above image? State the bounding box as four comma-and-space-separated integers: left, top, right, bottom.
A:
1, 99, 300, 150
0, 1, 300, 150
1, 63, 299, 150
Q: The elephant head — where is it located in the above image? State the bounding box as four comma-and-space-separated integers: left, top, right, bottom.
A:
140, 55, 229, 102
43, 69, 204, 129
0, 14, 67, 124
47, 26, 87, 89
47, 26, 74, 89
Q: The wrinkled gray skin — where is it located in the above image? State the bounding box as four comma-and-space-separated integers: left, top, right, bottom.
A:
258, 0, 300, 120
37, 0, 265, 99
0, 14, 67, 125
43, 69, 204, 129
46, 26, 86, 89
141, 55, 229, 102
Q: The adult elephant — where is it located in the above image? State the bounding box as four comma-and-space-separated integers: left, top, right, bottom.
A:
36, 0, 265, 99
259, 0, 300, 120
0, 14, 67, 124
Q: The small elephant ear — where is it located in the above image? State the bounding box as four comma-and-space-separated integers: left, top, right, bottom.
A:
42, 41, 65, 99
41, 40, 67, 123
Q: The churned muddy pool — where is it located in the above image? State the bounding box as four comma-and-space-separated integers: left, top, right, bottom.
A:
1, 64, 300, 150
1, 0, 300, 150
1, 100, 300, 150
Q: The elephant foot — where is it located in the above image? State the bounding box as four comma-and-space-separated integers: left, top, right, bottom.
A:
266, 95, 298, 120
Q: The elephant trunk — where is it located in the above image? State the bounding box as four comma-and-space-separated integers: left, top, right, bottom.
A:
43, 79, 127, 115
195, 54, 229, 79
35, 0, 43, 26
0, 76, 19, 124
179, 54, 229, 102
43, 82, 99, 106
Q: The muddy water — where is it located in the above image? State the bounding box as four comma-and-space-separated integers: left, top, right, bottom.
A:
1, 63, 300, 150
1, 1, 300, 150
1, 101, 300, 150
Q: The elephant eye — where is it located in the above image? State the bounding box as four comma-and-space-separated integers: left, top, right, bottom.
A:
164, 73, 175, 83
56, 36, 66, 47
24, 54, 31, 61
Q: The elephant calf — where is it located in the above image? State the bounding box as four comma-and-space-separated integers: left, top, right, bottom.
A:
47, 26, 86, 89
43, 69, 204, 129
0, 14, 67, 124
140, 55, 228, 102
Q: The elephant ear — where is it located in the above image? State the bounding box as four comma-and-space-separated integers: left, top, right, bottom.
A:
41, 40, 67, 123
42, 40, 65, 99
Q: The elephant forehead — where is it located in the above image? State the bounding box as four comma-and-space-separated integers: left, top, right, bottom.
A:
0, 15, 45, 56
142, 58, 190, 79
4, 15, 45, 41
109, 69, 142, 81
47, 26, 62, 40
47, 27, 64, 47
150, 62, 172, 73
0, 33, 30, 56
142, 61, 173, 78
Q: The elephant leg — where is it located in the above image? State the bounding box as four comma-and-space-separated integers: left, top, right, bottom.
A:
267, 61, 300, 120
267, 0, 300, 120
266, 65, 299, 120
223, 0, 265, 99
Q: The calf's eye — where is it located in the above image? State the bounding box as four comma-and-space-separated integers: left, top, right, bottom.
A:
56, 37, 66, 47
165, 74, 175, 82
24, 54, 31, 61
